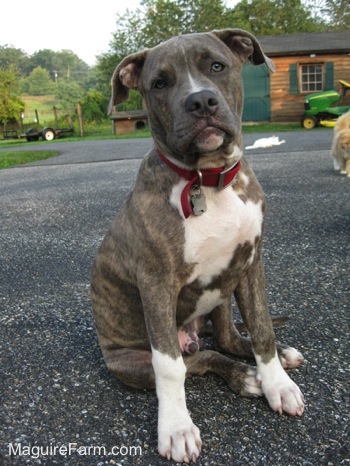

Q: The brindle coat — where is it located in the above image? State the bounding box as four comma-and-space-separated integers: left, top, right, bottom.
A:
91, 29, 304, 463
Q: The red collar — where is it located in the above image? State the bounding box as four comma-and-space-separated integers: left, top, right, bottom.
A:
157, 149, 240, 218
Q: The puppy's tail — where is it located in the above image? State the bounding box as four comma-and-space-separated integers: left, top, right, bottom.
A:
235, 315, 290, 333
200, 315, 290, 336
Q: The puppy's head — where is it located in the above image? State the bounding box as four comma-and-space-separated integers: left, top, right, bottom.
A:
110, 29, 274, 167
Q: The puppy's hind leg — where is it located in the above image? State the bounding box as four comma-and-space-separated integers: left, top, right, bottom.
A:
102, 346, 262, 398
210, 301, 256, 358
184, 350, 263, 398
103, 347, 155, 389
210, 303, 302, 369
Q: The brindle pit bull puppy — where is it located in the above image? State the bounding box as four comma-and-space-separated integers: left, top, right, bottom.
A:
91, 29, 305, 463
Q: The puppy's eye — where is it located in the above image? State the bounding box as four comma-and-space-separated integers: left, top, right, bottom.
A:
211, 62, 225, 73
153, 79, 166, 89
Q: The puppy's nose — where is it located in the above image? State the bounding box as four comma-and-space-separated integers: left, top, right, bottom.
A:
185, 90, 218, 117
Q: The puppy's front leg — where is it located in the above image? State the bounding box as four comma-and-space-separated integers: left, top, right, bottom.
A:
139, 280, 201, 463
235, 259, 305, 416
152, 349, 201, 463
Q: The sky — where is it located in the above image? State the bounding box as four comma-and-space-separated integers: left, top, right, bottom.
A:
0, 0, 238, 67
1, 0, 139, 66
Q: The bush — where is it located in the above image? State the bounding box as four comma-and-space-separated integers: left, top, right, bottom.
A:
80, 90, 108, 122
56, 80, 85, 111
117, 89, 143, 111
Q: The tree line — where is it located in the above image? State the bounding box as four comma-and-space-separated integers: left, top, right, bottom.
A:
0, 47, 105, 124
1, 0, 349, 124
95, 0, 349, 109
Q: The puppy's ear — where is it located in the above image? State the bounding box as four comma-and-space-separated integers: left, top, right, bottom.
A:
211, 29, 275, 72
108, 49, 149, 114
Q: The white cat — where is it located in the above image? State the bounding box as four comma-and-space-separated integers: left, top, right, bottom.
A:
245, 135, 286, 150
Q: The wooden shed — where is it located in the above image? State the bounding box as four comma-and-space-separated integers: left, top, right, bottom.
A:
110, 110, 148, 135
243, 31, 350, 123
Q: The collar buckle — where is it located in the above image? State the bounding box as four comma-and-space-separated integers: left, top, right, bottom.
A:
217, 161, 239, 190
195, 169, 203, 189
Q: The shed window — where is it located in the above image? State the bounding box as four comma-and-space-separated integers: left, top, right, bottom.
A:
300, 64, 323, 93
289, 62, 334, 95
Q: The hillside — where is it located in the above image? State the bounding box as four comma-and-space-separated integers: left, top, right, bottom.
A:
21, 95, 63, 126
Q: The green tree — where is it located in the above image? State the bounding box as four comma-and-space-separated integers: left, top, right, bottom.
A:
30, 49, 90, 82
140, 0, 236, 44
232, 0, 325, 35
323, 0, 350, 30
0, 67, 25, 123
25, 66, 55, 95
0, 46, 30, 77
30, 49, 57, 77
95, 10, 145, 96
96, 0, 236, 97
96, 0, 327, 102
56, 80, 84, 110
55, 50, 90, 82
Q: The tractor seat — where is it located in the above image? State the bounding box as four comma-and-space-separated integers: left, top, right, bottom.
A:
339, 80, 350, 89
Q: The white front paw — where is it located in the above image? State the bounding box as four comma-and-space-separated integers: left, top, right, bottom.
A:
153, 350, 201, 462
158, 414, 202, 463
260, 371, 304, 416
256, 353, 305, 416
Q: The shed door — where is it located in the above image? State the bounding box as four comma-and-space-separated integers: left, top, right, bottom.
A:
242, 63, 271, 121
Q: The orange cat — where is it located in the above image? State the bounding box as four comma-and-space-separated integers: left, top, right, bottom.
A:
331, 111, 350, 177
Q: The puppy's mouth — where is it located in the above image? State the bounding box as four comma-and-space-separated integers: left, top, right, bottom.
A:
180, 125, 240, 168
194, 126, 225, 153
168, 115, 241, 166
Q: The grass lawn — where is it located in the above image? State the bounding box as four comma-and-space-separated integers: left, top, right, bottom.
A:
0, 150, 59, 169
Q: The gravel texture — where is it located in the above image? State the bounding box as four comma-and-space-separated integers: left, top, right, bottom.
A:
0, 131, 349, 465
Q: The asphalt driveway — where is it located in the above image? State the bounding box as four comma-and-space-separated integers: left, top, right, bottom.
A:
0, 131, 349, 465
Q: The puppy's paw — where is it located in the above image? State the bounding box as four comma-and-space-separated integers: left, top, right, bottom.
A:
262, 372, 305, 416
279, 347, 304, 369
158, 415, 202, 463
241, 368, 263, 398
256, 354, 305, 416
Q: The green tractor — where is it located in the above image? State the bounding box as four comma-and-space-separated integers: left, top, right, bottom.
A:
301, 80, 350, 129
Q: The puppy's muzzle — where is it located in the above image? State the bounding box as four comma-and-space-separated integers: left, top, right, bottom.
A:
185, 90, 219, 118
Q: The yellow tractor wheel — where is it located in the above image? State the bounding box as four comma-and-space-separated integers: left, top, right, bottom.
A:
301, 116, 318, 129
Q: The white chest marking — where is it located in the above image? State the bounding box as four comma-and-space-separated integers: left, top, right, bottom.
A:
170, 182, 263, 285
183, 289, 224, 325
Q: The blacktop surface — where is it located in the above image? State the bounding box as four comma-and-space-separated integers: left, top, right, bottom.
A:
0, 130, 349, 466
